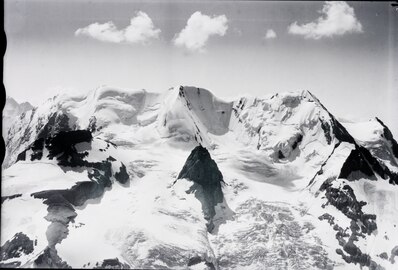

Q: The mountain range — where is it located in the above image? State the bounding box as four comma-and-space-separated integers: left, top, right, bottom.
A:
1, 86, 398, 269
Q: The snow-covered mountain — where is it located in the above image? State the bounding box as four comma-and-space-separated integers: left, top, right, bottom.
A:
1, 86, 398, 269
2, 96, 33, 138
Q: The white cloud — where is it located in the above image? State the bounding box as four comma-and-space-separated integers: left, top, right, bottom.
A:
264, 29, 277, 39
75, 11, 160, 44
174, 11, 228, 52
75, 21, 124, 43
287, 1, 362, 39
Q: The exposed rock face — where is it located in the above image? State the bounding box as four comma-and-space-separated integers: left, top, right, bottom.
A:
178, 145, 224, 187
34, 247, 71, 268
31, 156, 116, 207
11, 130, 130, 267
114, 163, 129, 184
5, 110, 74, 168
36, 112, 72, 141
46, 129, 92, 160
391, 246, 398, 264
16, 130, 92, 164
320, 180, 380, 267
0, 233, 34, 261
187, 256, 216, 270
93, 258, 130, 269
178, 145, 224, 232
1, 194, 22, 204
309, 108, 398, 267
338, 145, 398, 184
376, 118, 398, 159
339, 147, 378, 181
3, 96, 33, 138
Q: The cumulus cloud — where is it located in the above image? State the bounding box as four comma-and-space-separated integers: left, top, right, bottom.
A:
174, 11, 228, 52
264, 29, 277, 39
75, 11, 160, 44
288, 1, 362, 39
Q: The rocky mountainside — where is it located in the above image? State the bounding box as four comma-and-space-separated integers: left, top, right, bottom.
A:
2, 96, 33, 139
2, 86, 398, 269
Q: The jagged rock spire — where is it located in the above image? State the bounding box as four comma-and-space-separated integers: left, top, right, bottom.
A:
178, 145, 224, 232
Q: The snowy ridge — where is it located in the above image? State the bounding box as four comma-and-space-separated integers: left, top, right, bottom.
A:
4, 87, 161, 168
2, 86, 398, 269
3, 97, 33, 138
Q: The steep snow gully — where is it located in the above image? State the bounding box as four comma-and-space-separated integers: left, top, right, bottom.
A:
2, 86, 398, 269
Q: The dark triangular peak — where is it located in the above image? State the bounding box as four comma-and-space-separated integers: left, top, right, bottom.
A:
339, 146, 379, 181
339, 145, 398, 185
178, 145, 224, 232
305, 92, 398, 183
178, 144, 224, 186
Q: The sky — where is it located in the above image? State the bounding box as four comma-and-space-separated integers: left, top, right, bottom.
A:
4, 0, 398, 135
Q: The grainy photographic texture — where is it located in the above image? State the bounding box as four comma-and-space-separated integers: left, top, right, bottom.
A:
2, 1, 398, 269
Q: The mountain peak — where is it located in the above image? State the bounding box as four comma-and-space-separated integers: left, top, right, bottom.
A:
177, 145, 223, 186
177, 145, 224, 232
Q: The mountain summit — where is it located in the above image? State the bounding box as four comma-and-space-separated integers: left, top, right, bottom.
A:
178, 145, 224, 232
2, 86, 398, 269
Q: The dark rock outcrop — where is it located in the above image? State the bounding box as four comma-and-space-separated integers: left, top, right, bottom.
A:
339, 147, 377, 181
34, 247, 71, 268
291, 134, 303, 150
376, 117, 398, 159
178, 145, 223, 187
391, 246, 398, 264
320, 119, 332, 145
17, 130, 92, 166
379, 252, 388, 260
318, 213, 335, 225
339, 145, 398, 184
1, 194, 22, 204
0, 233, 34, 261
329, 116, 356, 144
46, 130, 92, 160
36, 112, 71, 140
318, 111, 398, 185
320, 182, 377, 235
21, 130, 122, 208
177, 145, 224, 232
93, 258, 130, 269
32, 156, 116, 207
0, 261, 21, 268
14, 130, 130, 267
187, 256, 215, 270
115, 163, 129, 184
319, 180, 380, 267
16, 137, 45, 162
